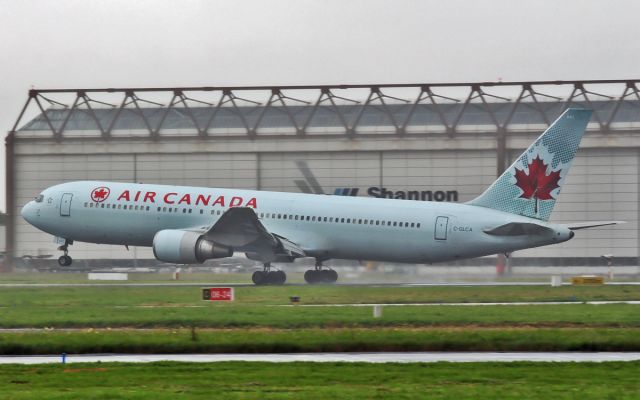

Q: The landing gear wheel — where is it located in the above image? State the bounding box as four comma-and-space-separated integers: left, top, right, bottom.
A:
304, 270, 318, 284
58, 255, 72, 266
304, 258, 337, 284
266, 270, 286, 285
252, 271, 266, 285
252, 264, 286, 285
325, 269, 338, 283
57, 239, 73, 267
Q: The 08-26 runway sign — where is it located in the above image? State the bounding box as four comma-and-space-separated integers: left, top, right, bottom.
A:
202, 287, 234, 301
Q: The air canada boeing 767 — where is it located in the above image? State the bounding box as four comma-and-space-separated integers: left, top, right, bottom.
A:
21, 108, 620, 285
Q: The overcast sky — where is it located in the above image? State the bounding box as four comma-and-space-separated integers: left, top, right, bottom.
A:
1, 0, 639, 211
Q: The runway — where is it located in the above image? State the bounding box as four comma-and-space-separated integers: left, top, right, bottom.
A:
277, 300, 640, 307
1, 352, 639, 364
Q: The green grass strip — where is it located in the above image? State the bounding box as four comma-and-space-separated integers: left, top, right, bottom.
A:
1, 327, 640, 354
0, 361, 638, 399
0, 303, 638, 329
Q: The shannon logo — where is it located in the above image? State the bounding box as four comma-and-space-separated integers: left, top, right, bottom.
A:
91, 187, 110, 203
295, 161, 458, 202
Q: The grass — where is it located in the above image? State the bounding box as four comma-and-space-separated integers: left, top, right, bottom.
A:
1, 327, 640, 354
0, 285, 638, 354
1, 284, 638, 306
0, 285, 638, 329
0, 303, 639, 329
0, 361, 638, 399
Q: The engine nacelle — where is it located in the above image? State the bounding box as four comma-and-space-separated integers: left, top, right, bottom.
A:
152, 229, 232, 264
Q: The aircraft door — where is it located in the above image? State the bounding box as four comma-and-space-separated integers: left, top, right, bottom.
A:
434, 216, 449, 240
60, 193, 73, 217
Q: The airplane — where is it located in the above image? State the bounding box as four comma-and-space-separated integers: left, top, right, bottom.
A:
21, 108, 621, 285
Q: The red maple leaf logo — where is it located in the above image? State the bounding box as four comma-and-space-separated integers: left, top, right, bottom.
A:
91, 187, 110, 203
514, 156, 561, 200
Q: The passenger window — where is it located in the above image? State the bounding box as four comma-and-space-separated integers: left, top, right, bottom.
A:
376, 221, 380, 225
101, 204, 105, 208
90, 203, 94, 208
323, 217, 327, 222
393, 222, 397, 226
188, 209, 192, 213
200, 210, 204, 214
341, 218, 345, 223
411, 223, 415, 228
417, 223, 421, 228
347, 219, 351, 223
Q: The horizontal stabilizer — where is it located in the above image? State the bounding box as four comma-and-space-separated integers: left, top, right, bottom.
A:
563, 221, 625, 230
484, 222, 553, 236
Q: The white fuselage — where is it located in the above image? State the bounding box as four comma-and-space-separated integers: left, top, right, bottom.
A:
21, 181, 573, 263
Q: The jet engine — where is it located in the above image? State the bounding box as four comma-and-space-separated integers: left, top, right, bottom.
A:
152, 229, 232, 264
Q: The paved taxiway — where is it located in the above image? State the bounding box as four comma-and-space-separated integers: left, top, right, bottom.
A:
1, 352, 639, 364
276, 300, 640, 307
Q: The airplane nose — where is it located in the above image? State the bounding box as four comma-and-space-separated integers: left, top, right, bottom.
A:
21, 201, 36, 224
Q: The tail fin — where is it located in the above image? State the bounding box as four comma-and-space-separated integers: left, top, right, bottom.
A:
469, 108, 592, 221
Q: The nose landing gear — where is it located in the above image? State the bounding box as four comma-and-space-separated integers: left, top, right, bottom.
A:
57, 239, 73, 266
304, 258, 338, 284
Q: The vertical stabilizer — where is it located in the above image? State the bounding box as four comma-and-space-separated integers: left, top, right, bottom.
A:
469, 108, 592, 221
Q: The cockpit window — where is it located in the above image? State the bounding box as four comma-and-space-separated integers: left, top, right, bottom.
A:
35, 195, 44, 203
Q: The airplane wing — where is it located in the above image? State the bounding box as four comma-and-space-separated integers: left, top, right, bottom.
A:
561, 221, 625, 230
201, 207, 305, 262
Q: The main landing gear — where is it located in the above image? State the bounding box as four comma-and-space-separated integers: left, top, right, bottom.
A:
304, 259, 338, 284
252, 263, 286, 285
57, 239, 73, 266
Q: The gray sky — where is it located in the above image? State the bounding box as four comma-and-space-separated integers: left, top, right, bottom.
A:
1, 0, 639, 211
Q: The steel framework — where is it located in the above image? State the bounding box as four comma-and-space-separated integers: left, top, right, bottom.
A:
11, 79, 640, 140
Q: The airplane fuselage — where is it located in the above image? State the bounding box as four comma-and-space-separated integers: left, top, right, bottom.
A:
22, 181, 573, 264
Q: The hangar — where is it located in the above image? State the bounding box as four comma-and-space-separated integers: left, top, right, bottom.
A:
5, 79, 639, 269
